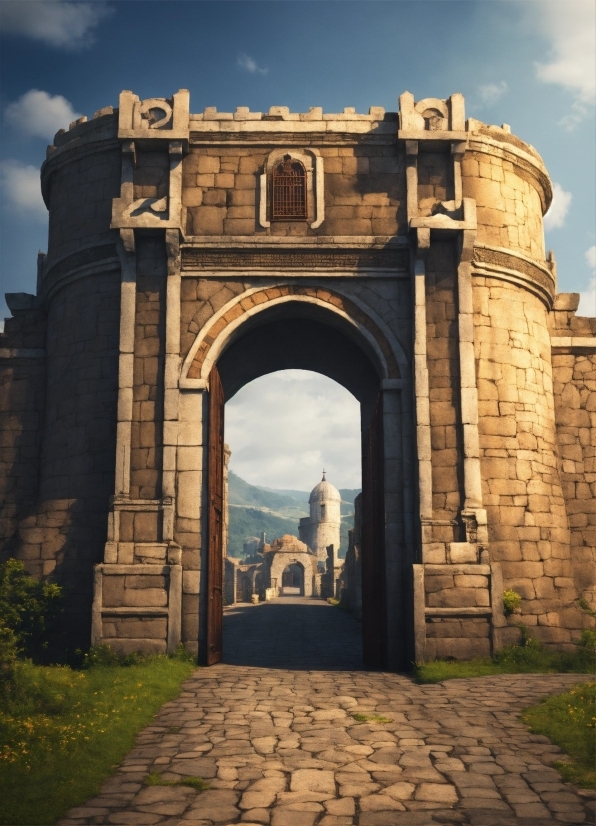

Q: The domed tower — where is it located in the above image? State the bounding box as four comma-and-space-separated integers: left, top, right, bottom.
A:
299, 473, 341, 566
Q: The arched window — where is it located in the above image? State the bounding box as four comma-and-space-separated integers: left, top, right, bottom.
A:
271, 156, 307, 220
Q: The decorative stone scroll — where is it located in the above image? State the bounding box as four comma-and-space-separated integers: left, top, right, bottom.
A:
117, 90, 190, 143
111, 90, 190, 232
398, 92, 466, 140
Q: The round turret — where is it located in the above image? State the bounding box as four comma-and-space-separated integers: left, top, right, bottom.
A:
309, 473, 341, 505
299, 473, 342, 566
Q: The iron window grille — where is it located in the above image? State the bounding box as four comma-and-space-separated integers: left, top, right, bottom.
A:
271, 156, 307, 220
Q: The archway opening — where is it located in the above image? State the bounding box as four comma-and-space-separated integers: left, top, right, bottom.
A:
202, 299, 402, 670
221, 368, 363, 669
281, 564, 304, 595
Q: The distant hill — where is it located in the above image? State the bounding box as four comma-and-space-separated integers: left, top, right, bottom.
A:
228, 471, 301, 510
227, 506, 301, 557
227, 472, 360, 559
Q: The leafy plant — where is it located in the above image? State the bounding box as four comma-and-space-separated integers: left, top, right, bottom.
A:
0, 559, 62, 659
503, 589, 522, 615
577, 597, 596, 619
0, 620, 18, 688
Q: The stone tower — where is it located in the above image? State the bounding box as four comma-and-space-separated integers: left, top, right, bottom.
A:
299, 473, 342, 567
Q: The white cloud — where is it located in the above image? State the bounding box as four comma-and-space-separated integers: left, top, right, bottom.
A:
530, 0, 595, 127
225, 370, 361, 490
0, 1, 110, 50
4, 90, 81, 141
578, 245, 596, 317
0, 160, 47, 217
237, 53, 268, 75
477, 81, 508, 107
544, 182, 572, 231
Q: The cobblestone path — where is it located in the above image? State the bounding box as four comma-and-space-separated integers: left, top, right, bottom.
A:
59, 600, 594, 826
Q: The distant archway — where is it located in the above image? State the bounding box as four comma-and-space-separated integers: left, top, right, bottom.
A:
281, 563, 304, 595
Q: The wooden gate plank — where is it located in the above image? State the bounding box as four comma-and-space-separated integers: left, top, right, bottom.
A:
206, 365, 224, 665
361, 392, 387, 669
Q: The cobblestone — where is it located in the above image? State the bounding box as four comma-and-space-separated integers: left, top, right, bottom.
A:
59, 600, 594, 825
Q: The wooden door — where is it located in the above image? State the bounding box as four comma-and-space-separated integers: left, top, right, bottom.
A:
361, 391, 386, 669
206, 365, 224, 665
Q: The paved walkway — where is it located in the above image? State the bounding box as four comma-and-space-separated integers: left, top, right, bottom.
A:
59, 600, 595, 826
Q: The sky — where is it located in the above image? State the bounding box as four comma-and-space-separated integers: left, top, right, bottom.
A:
0, 0, 594, 489
225, 370, 362, 489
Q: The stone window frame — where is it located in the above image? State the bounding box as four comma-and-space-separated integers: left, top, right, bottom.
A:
271, 157, 308, 220
259, 148, 324, 229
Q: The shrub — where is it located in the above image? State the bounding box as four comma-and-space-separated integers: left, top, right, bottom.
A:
0, 559, 62, 660
0, 620, 19, 689
503, 589, 522, 615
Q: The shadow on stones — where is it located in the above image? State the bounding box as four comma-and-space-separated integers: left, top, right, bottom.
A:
222, 597, 364, 670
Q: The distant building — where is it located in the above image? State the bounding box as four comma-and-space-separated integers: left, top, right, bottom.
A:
242, 536, 261, 558
299, 473, 341, 568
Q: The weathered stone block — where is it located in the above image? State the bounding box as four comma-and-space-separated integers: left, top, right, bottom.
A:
123, 587, 167, 607
449, 543, 477, 564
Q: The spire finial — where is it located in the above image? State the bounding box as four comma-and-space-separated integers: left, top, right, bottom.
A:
322, 469, 326, 481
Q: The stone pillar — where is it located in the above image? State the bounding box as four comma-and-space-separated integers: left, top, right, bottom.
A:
92, 91, 190, 655
400, 92, 501, 660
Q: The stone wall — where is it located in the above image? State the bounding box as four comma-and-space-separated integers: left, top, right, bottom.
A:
473, 277, 579, 644
462, 125, 545, 261
130, 237, 167, 502
0, 302, 46, 562
550, 294, 596, 612
182, 141, 405, 238
425, 240, 464, 539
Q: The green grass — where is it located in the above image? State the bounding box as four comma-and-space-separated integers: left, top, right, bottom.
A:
521, 682, 596, 789
0, 653, 195, 826
351, 712, 393, 723
144, 771, 210, 791
414, 639, 596, 684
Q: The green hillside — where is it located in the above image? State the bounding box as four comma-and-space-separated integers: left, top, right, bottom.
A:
227, 472, 360, 560
227, 506, 300, 557
229, 471, 301, 510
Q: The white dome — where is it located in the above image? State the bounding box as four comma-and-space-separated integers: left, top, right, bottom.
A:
309, 473, 341, 503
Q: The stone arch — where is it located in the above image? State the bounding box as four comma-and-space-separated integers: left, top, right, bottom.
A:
197, 282, 415, 670
180, 284, 405, 395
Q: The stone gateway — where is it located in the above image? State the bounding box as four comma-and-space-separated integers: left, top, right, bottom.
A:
1, 90, 595, 669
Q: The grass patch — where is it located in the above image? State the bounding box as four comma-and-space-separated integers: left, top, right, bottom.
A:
414, 637, 596, 684
521, 682, 596, 789
0, 651, 195, 826
144, 771, 209, 791
351, 712, 393, 724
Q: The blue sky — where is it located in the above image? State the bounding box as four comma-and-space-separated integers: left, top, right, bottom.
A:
0, 1, 594, 489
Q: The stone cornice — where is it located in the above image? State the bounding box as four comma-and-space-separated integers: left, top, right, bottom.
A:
42, 243, 120, 303
472, 244, 556, 308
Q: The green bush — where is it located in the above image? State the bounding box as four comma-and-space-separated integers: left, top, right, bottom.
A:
0, 559, 62, 660
0, 620, 18, 689
503, 588, 522, 615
